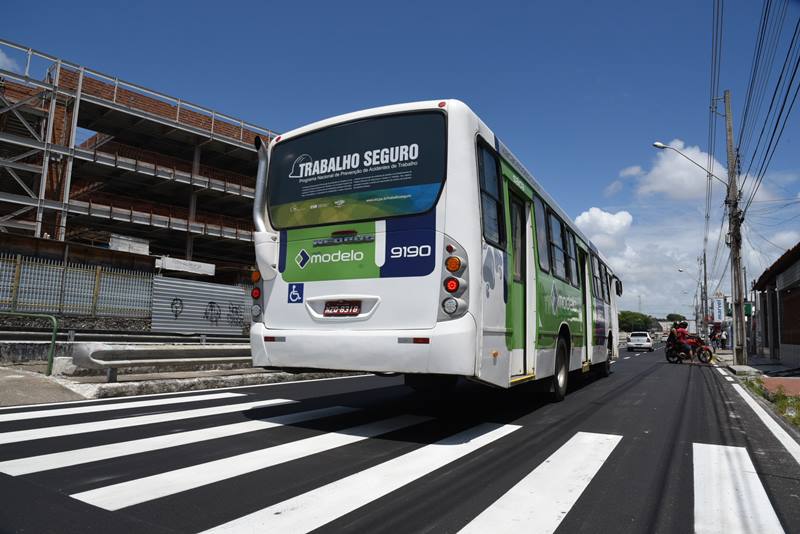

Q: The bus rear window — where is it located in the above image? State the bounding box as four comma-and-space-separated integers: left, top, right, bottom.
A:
267, 111, 446, 229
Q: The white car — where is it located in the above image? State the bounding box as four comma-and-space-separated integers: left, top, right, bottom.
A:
626, 332, 653, 352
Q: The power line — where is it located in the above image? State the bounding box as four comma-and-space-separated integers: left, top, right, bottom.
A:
740, 13, 800, 208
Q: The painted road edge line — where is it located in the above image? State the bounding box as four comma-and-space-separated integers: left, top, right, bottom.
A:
460, 431, 622, 533
732, 384, 800, 466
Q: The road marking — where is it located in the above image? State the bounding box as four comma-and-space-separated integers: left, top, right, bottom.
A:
0, 406, 357, 476
635, 353, 642, 356
732, 384, 800, 466
0, 374, 370, 412
201, 423, 521, 533
693, 443, 784, 534
72, 414, 432, 510
623, 357, 631, 360
0, 399, 295, 445
716, 367, 730, 376
459, 431, 621, 533
0, 392, 244, 423
725, 376, 735, 382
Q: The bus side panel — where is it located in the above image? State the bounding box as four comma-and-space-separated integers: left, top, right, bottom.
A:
476, 243, 512, 386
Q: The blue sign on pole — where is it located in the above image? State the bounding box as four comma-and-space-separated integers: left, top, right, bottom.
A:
287, 283, 304, 304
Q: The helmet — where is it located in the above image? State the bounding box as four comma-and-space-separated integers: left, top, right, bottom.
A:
679, 321, 688, 328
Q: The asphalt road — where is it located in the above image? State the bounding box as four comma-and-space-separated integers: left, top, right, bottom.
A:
1, 346, 799, 533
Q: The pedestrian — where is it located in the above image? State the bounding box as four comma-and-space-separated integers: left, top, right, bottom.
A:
721, 329, 727, 350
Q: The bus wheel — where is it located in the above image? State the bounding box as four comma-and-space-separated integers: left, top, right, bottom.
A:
404, 374, 457, 395
599, 355, 611, 377
551, 338, 568, 402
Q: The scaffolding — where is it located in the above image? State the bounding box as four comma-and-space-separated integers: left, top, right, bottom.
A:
0, 38, 274, 276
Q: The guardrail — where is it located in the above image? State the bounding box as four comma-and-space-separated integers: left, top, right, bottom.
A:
73, 342, 251, 382
0, 311, 58, 375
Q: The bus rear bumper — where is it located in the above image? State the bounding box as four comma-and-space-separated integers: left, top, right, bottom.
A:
250, 314, 477, 376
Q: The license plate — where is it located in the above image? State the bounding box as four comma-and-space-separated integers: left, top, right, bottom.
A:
323, 300, 361, 317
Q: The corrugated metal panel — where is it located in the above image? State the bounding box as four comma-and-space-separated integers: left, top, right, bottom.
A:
152, 276, 247, 335
777, 258, 800, 290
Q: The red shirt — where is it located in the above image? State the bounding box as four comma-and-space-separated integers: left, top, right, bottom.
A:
676, 328, 689, 342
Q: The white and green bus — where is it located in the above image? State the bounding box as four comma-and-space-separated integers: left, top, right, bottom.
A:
250, 100, 622, 400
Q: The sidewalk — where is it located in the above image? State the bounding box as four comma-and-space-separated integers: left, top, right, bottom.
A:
0, 366, 84, 406
713, 350, 800, 396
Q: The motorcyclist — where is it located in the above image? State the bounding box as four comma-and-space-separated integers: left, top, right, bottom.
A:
675, 321, 694, 357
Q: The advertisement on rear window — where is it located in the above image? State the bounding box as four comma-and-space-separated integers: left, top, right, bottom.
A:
267, 111, 446, 229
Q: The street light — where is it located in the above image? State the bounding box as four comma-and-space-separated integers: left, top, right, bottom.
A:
652, 142, 728, 187
654, 143, 727, 343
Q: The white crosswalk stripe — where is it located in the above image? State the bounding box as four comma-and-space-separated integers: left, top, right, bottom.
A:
0, 392, 244, 423
0, 398, 295, 445
202, 422, 521, 533
693, 443, 784, 534
72, 414, 433, 510
459, 431, 622, 533
0, 405, 357, 476
0, 392, 790, 534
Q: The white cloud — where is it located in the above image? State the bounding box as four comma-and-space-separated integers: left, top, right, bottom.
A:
576, 207, 632, 236
637, 139, 725, 200
772, 230, 800, 249
619, 165, 643, 178
0, 50, 20, 73
603, 180, 623, 197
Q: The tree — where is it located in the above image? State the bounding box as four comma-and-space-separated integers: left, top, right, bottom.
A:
618, 310, 653, 332
666, 313, 686, 322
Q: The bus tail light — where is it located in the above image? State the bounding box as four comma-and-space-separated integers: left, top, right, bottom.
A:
444, 277, 461, 293
251, 287, 262, 300
445, 256, 462, 273
438, 237, 469, 321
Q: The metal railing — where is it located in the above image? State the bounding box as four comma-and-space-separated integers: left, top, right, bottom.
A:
0, 38, 275, 149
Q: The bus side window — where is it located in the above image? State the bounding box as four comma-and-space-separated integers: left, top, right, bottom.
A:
565, 232, 579, 288
548, 212, 567, 280
600, 263, 610, 303
533, 196, 550, 272
591, 255, 602, 298
477, 145, 504, 248
510, 198, 524, 282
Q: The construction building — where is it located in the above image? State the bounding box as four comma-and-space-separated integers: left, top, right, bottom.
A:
0, 38, 275, 284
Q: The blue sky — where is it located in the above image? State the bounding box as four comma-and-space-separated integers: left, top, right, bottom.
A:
3, 0, 799, 316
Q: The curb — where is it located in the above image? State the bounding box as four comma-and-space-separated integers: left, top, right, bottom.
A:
52, 371, 368, 399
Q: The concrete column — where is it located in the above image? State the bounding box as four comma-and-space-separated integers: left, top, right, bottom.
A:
185, 145, 201, 260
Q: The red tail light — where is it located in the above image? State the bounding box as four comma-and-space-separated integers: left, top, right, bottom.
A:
251, 287, 262, 299
444, 277, 460, 293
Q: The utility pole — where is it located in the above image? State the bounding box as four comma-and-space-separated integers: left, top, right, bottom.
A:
703, 252, 709, 337
723, 89, 747, 365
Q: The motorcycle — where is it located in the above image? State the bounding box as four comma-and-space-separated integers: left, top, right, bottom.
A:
665, 336, 713, 364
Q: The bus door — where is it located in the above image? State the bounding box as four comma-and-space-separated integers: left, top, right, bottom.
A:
508, 193, 529, 376
579, 249, 592, 368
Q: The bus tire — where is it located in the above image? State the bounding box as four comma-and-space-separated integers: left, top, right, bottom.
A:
599, 355, 611, 377
551, 337, 568, 402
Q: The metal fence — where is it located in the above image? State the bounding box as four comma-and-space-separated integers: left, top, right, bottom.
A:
0, 253, 152, 317
152, 276, 247, 335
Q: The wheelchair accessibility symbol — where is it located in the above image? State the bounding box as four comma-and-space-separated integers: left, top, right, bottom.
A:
287, 283, 304, 304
